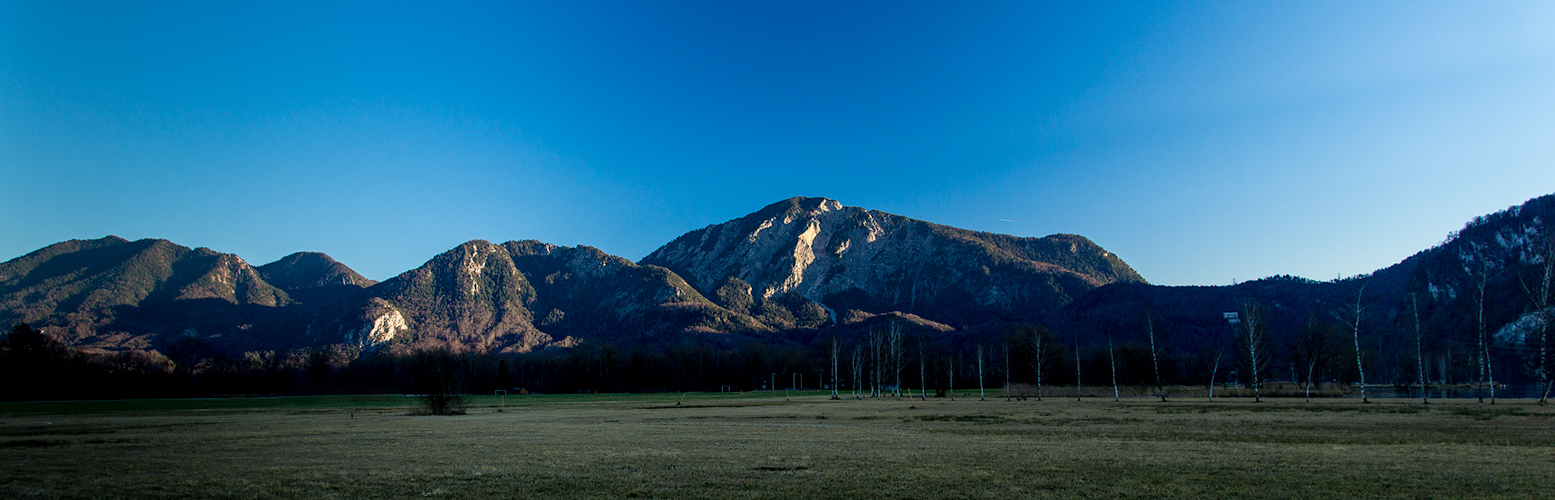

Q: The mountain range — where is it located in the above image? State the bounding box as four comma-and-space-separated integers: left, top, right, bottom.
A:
4, 194, 1552, 372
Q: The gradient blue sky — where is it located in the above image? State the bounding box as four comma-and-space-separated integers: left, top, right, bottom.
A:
3, 1, 1553, 285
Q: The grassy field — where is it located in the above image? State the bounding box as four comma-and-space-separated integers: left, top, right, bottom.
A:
2, 391, 1552, 499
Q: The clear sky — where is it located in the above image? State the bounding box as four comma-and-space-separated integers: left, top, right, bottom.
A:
3, 1, 1553, 285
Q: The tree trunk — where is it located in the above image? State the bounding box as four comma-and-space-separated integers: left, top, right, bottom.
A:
830, 337, 840, 399
1004, 345, 1011, 401
1035, 333, 1045, 401
1147, 312, 1165, 402
978, 344, 986, 401
1241, 300, 1264, 403
1478, 274, 1488, 404
1412, 294, 1428, 404
891, 321, 904, 399
1075, 343, 1083, 402
918, 338, 927, 401
1343, 282, 1370, 404
1208, 349, 1221, 402
1305, 359, 1316, 402
1109, 336, 1119, 402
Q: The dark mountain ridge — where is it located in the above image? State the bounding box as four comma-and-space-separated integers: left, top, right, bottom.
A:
1050, 193, 1555, 387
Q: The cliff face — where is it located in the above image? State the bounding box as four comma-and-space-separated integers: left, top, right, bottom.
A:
642, 197, 1146, 328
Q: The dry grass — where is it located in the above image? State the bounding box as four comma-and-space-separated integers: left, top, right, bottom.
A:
2, 392, 1552, 499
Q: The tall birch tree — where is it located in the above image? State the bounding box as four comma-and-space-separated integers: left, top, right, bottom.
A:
889, 320, 904, 399
918, 336, 927, 401
1464, 242, 1497, 404
1237, 299, 1271, 403
1410, 294, 1429, 404
977, 343, 987, 401
830, 336, 841, 400
1075, 342, 1083, 402
1517, 229, 1554, 405
1108, 335, 1119, 402
852, 343, 864, 399
1023, 325, 1054, 401
1145, 310, 1166, 402
1004, 343, 1012, 401
1334, 279, 1371, 403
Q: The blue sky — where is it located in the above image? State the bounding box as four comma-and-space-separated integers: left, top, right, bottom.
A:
3, 1, 1553, 285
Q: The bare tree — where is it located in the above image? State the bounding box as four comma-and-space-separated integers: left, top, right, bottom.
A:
1334, 279, 1370, 403
1021, 325, 1058, 401
1108, 335, 1119, 402
1293, 316, 1338, 402
830, 336, 841, 400
1003, 343, 1011, 401
889, 320, 905, 399
1207, 347, 1223, 402
1517, 228, 1554, 405
918, 335, 927, 401
852, 343, 863, 399
1464, 242, 1497, 404
870, 325, 885, 398
1145, 310, 1166, 402
1074, 342, 1083, 402
1237, 299, 1271, 403
977, 343, 987, 401
948, 352, 956, 401
1542, 236, 1554, 405
1409, 294, 1428, 404
410, 349, 467, 415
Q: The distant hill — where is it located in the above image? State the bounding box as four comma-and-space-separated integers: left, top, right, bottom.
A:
1051, 193, 1555, 386
256, 251, 376, 306
0, 237, 371, 352
642, 197, 1145, 330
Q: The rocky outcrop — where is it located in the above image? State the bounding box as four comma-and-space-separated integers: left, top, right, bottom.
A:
352, 240, 545, 352
310, 240, 772, 353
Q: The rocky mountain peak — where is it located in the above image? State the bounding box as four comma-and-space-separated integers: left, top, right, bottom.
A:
643, 197, 1146, 327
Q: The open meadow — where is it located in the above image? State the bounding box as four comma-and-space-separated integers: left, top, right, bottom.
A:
2, 391, 1553, 499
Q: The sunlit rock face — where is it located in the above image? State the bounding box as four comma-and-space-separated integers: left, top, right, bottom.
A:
341, 300, 406, 350
642, 197, 1146, 328
312, 239, 770, 354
